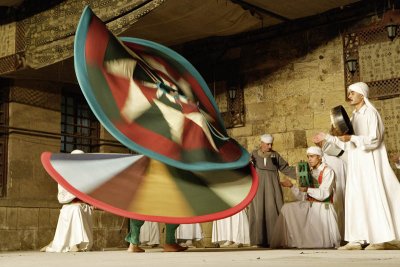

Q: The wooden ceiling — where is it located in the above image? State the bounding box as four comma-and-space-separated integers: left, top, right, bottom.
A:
121, 0, 361, 46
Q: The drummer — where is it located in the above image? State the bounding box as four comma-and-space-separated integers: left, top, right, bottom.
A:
313, 82, 400, 250
270, 146, 340, 249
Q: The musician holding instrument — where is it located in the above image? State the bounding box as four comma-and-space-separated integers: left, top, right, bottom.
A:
42, 150, 94, 253
248, 134, 296, 248
313, 82, 400, 250
270, 146, 340, 248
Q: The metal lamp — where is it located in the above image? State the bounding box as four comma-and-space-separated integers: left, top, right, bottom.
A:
386, 23, 398, 41
345, 58, 357, 74
228, 86, 237, 100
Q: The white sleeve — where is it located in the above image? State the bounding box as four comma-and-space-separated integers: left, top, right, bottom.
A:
57, 184, 76, 204
291, 186, 306, 201
306, 168, 334, 201
349, 110, 382, 151
325, 134, 346, 151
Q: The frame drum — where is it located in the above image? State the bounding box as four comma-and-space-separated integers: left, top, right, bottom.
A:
330, 105, 354, 135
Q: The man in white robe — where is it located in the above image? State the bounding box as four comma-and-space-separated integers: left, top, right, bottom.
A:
176, 223, 203, 248
212, 209, 250, 248
318, 141, 347, 240
314, 82, 400, 250
43, 150, 94, 253
270, 146, 341, 249
139, 221, 160, 247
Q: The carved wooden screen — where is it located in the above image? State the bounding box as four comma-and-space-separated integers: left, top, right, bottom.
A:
343, 17, 400, 99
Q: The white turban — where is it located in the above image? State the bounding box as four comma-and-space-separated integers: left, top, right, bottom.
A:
261, 134, 273, 144
306, 146, 322, 156
71, 149, 85, 154
347, 82, 369, 98
347, 81, 384, 132
347, 81, 375, 110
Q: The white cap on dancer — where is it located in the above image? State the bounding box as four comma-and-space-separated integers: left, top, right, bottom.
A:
261, 134, 273, 144
306, 146, 322, 156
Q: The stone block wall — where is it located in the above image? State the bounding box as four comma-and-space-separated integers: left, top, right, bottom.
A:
91, 210, 128, 250
235, 35, 348, 156
7, 104, 60, 202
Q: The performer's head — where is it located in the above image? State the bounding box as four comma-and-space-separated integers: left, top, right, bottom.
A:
347, 82, 367, 108
306, 146, 322, 169
71, 149, 85, 154
260, 134, 273, 152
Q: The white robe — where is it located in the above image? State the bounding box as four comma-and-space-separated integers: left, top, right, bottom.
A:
45, 185, 93, 252
270, 163, 341, 248
326, 104, 400, 244
211, 210, 250, 244
139, 221, 160, 245
322, 153, 346, 238
175, 223, 203, 240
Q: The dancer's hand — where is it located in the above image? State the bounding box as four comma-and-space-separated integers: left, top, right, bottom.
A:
338, 135, 351, 142
390, 154, 400, 165
280, 179, 293, 188
312, 132, 326, 143
299, 187, 308, 192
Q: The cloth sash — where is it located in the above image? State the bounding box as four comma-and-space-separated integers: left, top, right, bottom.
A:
306, 166, 333, 203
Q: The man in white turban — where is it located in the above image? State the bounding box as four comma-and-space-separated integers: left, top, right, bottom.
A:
270, 146, 340, 248
313, 82, 400, 250
43, 150, 94, 252
248, 133, 296, 247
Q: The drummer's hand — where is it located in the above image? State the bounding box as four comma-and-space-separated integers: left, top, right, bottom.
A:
338, 135, 351, 142
280, 179, 293, 188
312, 132, 326, 143
299, 187, 308, 192
390, 154, 400, 164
